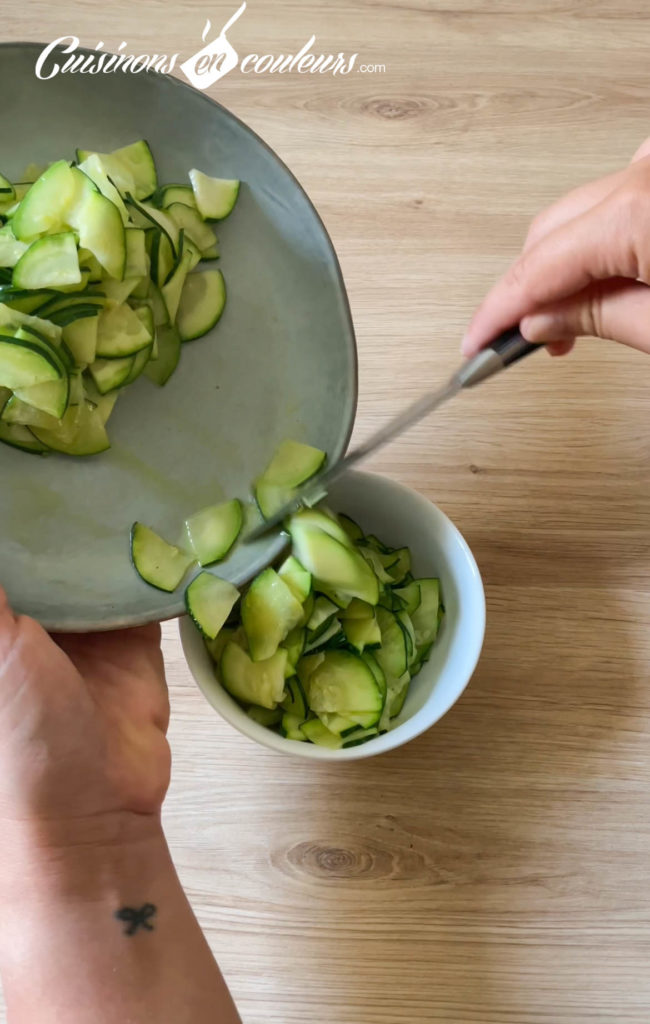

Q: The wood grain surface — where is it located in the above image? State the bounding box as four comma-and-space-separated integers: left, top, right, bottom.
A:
3, 2, 650, 1021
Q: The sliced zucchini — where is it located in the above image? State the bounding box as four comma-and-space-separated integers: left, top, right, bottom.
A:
387, 547, 411, 584
361, 651, 387, 704
277, 555, 311, 604
77, 140, 157, 200
342, 727, 379, 748
220, 641, 287, 710
358, 544, 395, 584
389, 673, 411, 719
343, 614, 381, 653
374, 607, 408, 679
248, 706, 283, 728
281, 627, 305, 677
67, 185, 126, 281
281, 712, 307, 740
241, 567, 303, 662
161, 247, 193, 322
144, 324, 181, 386
101, 277, 141, 304
0, 420, 48, 454
13, 233, 81, 290
130, 522, 194, 592
410, 579, 441, 647
11, 160, 84, 241
95, 302, 152, 358
314, 584, 353, 610
394, 581, 421, 617
77, 153, 130, 224
296, 652, 325, 691
189, 169, 240, 220
341, 598, 374, 620
121, 342, 153, 386
1, 395, 61, 430
0, 173, 15, 198
185, 571, 240, 639
301, 719, 342, 749
286, 508, 349, 546
281, 675, 308, 719
205, 626, 241, 665
157, 184, 197, 210
307, 595, 339, 636
166, 202, 218, 252
299, 591, 315, 628
124, 228, 148, 278
128, 199, 179, 254
307, 650, 383, 726
303, 617, 343, 654
0, 225, 28, 268
13, 375, 70, 419
338, 513, 363, 543
88, 354, 134, 394
184, 498, 243, 566
254, 440, 327, 519
316, 712, 359, 736
176, 269, 226, 342
0, 333, 63, 389
289, 515, 379, 605
396, 609, 416, 664
31, 400, 109, 456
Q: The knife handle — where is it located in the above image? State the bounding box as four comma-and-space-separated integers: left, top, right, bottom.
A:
455, 327, 540, 389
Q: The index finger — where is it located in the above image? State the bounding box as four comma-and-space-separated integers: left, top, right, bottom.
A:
462, 188, 643, 356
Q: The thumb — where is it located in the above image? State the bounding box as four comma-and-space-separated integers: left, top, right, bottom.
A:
0, 586, 18, 662
520, 278, 650, 356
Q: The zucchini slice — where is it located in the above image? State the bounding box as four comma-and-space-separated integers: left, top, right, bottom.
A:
410, 579, 441, 647
166, 202, 218, 252
277, 555, 312, 604
95, 302, 152, 359
184, 498, 243, 566
254, 440, 326, 519
0, 225, 28, 268
144, 324, 181, 386
241, 567, 304, 662
157, 184, 197, 210
67, 185, 126, 281
31, 400, 110, 456
188, 169, 240, 220
307, 650, 384, 728
14, 375, 70, 419
13, 233, 81, 290
300, 719, 342, 749
176, 269, 226, 342
130, 522, 194, 592
185, 571, 240, 639
220, 641, 287, 710
248, 706, 283, 728
289, 515, 379, 606
77, 140, 157, 201
0, 420, 49, 454
0, 333, 63, 389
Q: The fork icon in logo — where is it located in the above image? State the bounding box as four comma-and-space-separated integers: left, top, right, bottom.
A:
180, 3, 247, 89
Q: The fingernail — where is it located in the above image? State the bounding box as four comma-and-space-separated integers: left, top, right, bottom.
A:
520, 313, 555, 342
460, 332, 473, 356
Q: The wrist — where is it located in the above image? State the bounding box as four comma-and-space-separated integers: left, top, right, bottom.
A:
0, 810, 166, 907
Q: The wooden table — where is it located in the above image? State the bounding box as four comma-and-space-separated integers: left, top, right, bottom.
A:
4, 2, 650, 1021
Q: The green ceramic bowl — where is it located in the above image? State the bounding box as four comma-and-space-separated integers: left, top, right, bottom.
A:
0, 43, 357, 631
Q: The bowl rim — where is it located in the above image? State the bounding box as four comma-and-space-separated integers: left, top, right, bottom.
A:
180, 471, 486, 761
1, 41, 358, 632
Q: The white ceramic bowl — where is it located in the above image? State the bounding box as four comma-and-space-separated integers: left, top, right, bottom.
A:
180, 470, 485, 760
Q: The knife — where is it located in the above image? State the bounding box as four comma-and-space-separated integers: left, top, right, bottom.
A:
246, 327, 539, 541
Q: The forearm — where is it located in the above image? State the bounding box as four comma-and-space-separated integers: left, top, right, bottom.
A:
0, 813, 240, 1024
